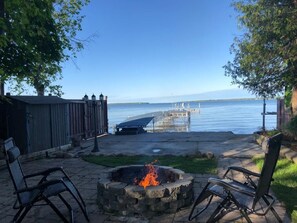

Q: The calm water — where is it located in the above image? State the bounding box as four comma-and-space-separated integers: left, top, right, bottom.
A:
107, 99, 277, 134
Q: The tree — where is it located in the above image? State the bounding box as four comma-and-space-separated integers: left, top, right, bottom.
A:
0, 0, 90, 96
224, 0, 297, 114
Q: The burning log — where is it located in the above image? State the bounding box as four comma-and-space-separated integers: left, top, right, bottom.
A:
137, 162, 160, 188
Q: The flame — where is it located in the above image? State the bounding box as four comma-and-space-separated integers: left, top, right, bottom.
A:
138, 162, 159, 189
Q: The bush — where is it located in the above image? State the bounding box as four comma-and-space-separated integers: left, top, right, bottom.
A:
286, 115, 297, 139
264, 129, 280, 137
254, 129, 280, 138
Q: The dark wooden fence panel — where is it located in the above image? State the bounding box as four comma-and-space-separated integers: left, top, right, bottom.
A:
103, 99, 108, 133
85, 101, 94, 138
68, 102, 85, 138
68, 99, 108, 140
277, 99, 292, 130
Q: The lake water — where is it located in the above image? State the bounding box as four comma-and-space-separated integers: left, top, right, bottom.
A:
107, 99, 277, 134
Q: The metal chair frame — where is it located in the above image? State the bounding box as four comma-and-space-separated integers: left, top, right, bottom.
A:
189, 133, 283, 223
3, 137, 89, 223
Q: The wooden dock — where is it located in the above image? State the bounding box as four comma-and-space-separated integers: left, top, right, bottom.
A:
115, 109, 191, 135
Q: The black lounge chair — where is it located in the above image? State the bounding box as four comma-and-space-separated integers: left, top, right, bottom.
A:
3, 137, 89, 223
189, 133, 283, 223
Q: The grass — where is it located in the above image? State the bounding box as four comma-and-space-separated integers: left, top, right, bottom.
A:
83, 154, 217, 174
253, 156, 297, 223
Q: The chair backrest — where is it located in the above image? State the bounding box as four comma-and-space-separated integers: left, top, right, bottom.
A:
254, 133, 282, 205
3, 138, 28, 202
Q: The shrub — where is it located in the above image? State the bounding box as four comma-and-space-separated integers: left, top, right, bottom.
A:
264, 129, 280, 137
286, 115, 297, 139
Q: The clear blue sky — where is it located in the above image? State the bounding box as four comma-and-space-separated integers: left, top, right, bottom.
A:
59, 0, 242, 103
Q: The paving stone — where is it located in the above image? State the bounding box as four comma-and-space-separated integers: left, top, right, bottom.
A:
0, 133, 291, 223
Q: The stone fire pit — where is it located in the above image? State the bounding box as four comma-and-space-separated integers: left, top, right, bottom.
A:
97, 165, 194, 217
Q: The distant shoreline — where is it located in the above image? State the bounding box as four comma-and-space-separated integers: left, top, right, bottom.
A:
109, 97, 276, 105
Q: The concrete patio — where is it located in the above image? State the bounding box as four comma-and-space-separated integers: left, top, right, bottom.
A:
0, 132, 291, 222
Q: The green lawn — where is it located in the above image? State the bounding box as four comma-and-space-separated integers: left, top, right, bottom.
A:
83, 154, 217, 174
253, 157, 297, 223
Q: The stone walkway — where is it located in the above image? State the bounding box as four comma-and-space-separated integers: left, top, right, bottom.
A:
0, 132, 292, 222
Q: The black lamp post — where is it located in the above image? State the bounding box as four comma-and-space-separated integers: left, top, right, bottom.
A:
92, 94, 99, 152
83, 94, 88, 101
262, 98, 266, 132
99, 93, 104, 111
99, 93, 104, 101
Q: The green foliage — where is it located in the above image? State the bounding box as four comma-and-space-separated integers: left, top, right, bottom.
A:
286, 115, 297, 138
285, 87, 293, 108
83, 155, 218, 175
253, 156, 297, 222
0, 0, 90, 95
262, 129, 280, 137
225, 0, 297, 98
293, 211, 297, 223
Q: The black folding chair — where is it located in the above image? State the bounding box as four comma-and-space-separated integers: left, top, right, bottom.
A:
3, 137, 89, 223
189, 133, 283, 223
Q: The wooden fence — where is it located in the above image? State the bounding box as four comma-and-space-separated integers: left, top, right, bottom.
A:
277, 99, 292, 130
68, 97, 108, 141
0, 96, 108, 154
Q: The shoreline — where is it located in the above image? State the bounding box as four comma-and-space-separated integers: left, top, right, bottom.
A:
108, 97, 275, 105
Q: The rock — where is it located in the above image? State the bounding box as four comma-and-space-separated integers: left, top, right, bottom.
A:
206, 152, 214, 159
50, 151, 74, 158
71, 136, 81, 147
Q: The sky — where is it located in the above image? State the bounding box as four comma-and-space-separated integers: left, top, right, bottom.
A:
37, 0, 251, 103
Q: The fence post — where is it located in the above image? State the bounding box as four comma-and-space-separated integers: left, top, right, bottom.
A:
104, 96, 108, 133
83, 95, 89, 138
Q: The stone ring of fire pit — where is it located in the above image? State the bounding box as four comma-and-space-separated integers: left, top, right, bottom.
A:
97, 165, 194, 217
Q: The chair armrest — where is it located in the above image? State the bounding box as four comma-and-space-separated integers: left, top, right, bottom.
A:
224, 166, 261, 178
208, 177, 255, 197
24, 167, 65, 179
15, 179, 64, 194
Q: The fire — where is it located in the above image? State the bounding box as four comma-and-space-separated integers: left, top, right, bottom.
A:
138, 162, 160, 189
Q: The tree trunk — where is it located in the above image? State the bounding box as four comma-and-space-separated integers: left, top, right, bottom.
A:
0, 83, 4, 96
35, 84, 45, 96
292, 86, 297, 116
33, 73, 45, 96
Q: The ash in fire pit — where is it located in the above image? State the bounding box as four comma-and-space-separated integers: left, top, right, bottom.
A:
97, 165, 194, 217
